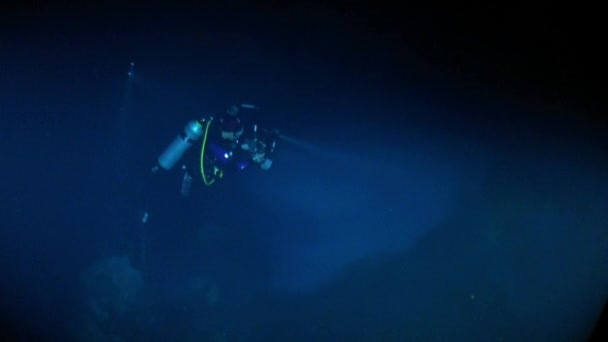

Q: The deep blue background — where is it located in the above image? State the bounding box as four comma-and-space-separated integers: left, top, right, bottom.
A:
1, 2, 607, 341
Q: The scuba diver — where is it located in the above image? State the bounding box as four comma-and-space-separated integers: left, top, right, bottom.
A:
136, 103, 279, 269
152, 103, 279, 192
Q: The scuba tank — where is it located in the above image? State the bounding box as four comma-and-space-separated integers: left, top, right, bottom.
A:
157, 120, 204, 171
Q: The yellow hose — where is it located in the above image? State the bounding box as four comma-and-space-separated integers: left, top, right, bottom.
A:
200, 120, 215, 186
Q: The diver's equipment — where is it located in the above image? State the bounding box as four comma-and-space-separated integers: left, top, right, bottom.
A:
235, 159, 251, 171
197, 109, 279, 184
180, 166, 193, 196
208, 144, 234, 164
260, 158, 272, 170
200, 118, 219, 186
239, 123, 278, 170
157, 120, 204, 170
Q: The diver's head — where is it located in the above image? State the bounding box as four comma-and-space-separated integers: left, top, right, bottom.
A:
227, 104, 240, 116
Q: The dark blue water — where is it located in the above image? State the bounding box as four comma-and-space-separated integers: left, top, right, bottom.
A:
1, 2, 606, 341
